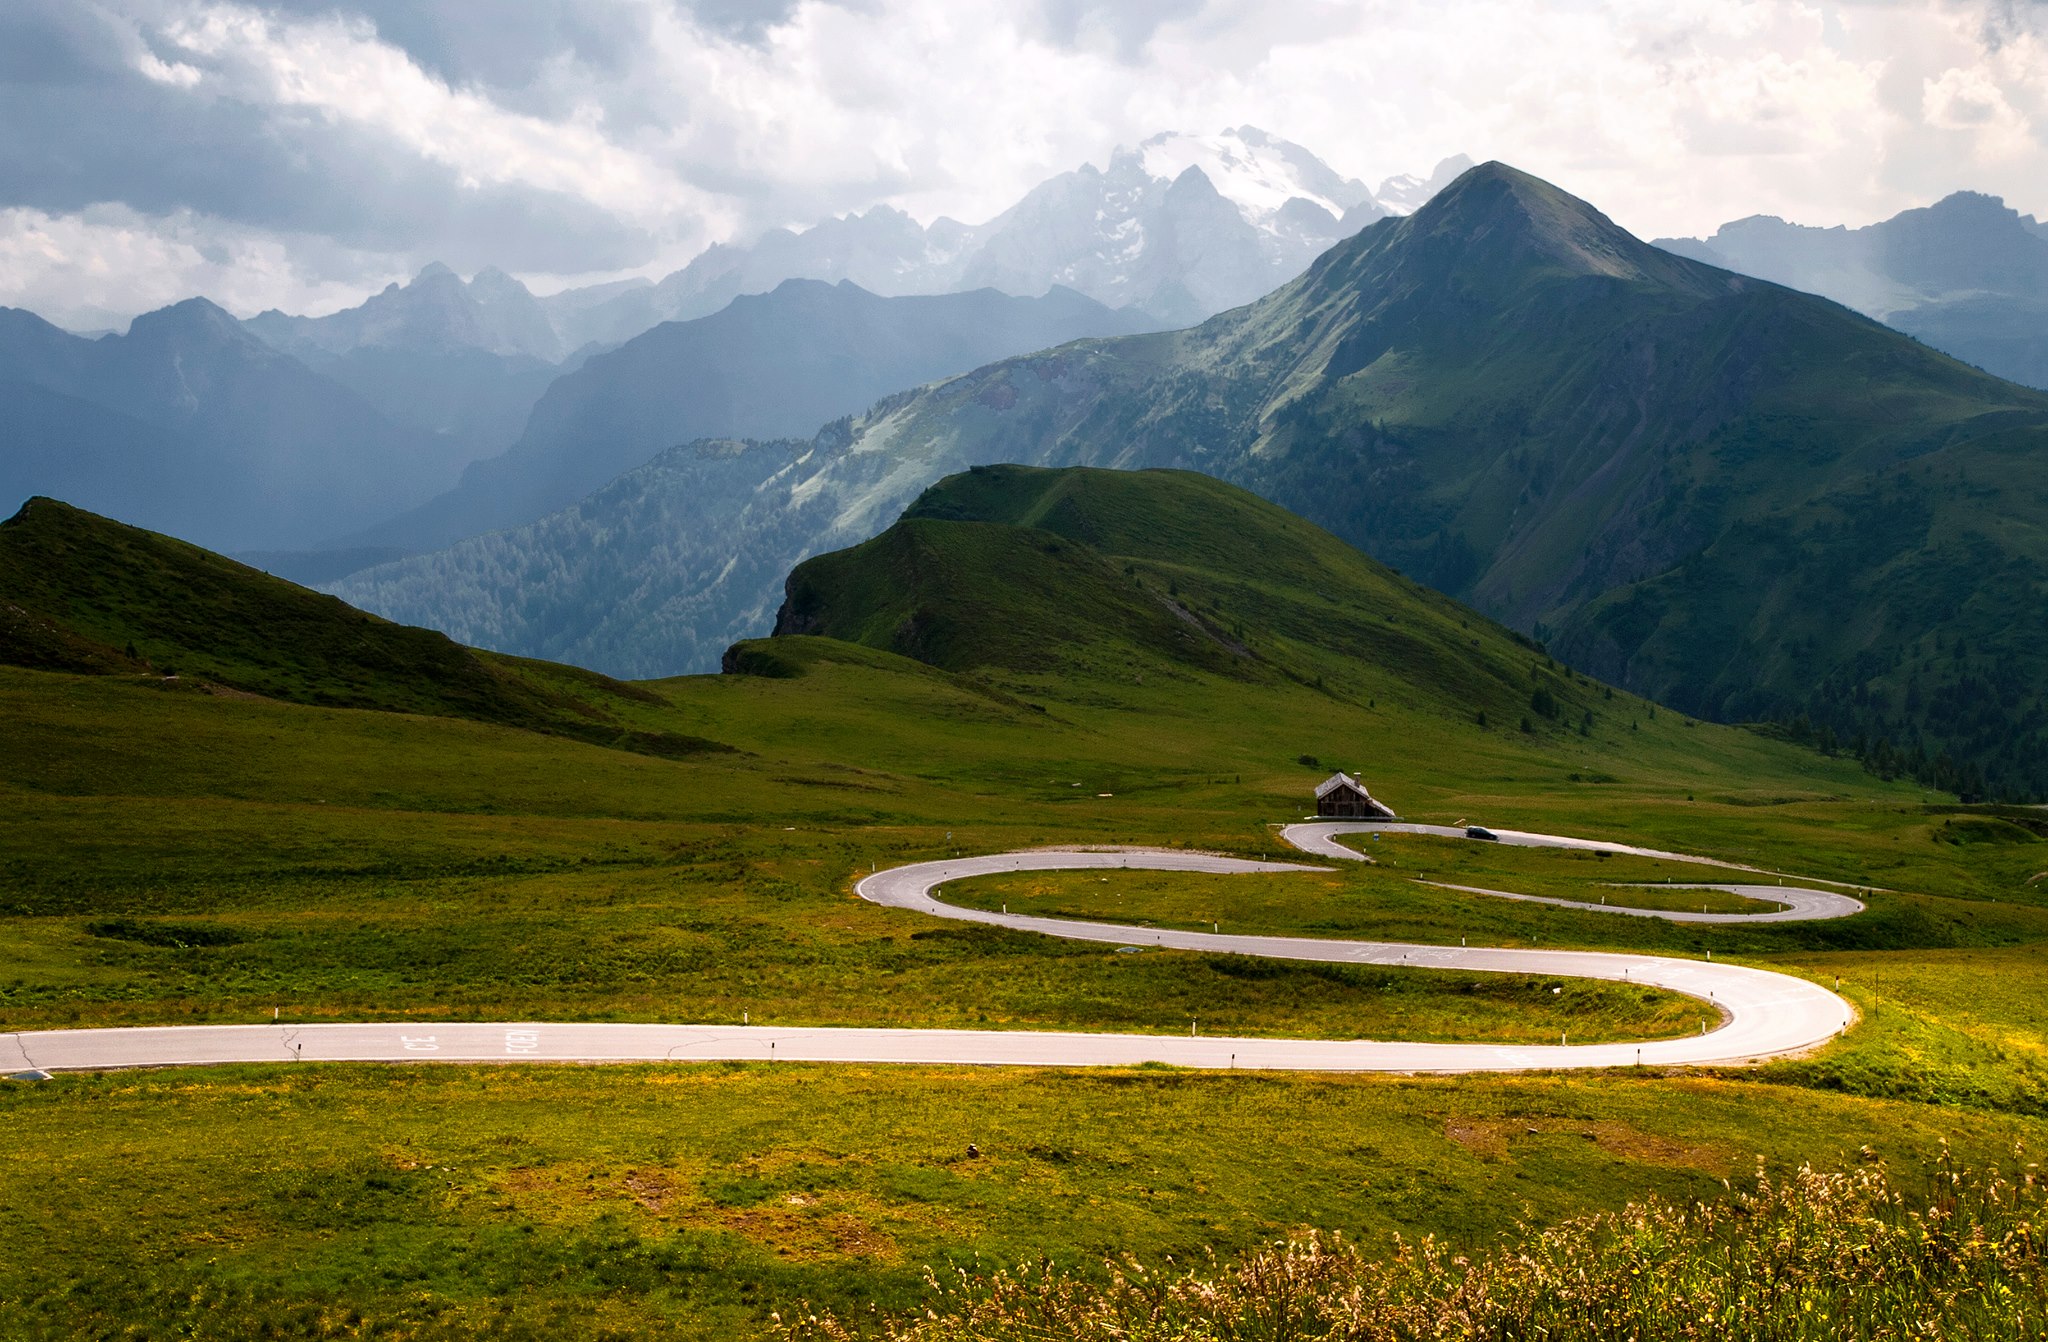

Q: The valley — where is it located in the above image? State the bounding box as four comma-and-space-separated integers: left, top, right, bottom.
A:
3, 464, 2045, 1336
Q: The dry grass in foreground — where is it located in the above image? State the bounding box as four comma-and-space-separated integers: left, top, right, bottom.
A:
778, 1151, 2044, 1340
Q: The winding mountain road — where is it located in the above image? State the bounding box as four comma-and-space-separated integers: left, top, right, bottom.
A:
6, 825, 1859, 1077
1282, 822, 1867, 924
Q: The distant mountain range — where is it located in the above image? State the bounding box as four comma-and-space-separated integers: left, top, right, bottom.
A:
1, 265, 586, 554
341, 280, 1154, 555
0, 299, 471, 552
1657, 192, 2048, 390
243, 261, 588, 482
336, 162, 2048, 799
220, 129, 1468, 364
2, 129, 1462, 566
547, 131, 1472, 341
246, 262, 568, 363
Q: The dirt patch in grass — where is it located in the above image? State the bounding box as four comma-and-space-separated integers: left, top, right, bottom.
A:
477, 1158, 937, 1261
720, 1199, 904, 1261
620, 1167, 679, 1213
732, 1148, 867, 1179
1443, 1117, 1735, 1173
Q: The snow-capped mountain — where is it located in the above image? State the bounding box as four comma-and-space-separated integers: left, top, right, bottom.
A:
1375, 155, 1478, 215
551, 129, 1467, 343
236, 132, 1468, 352
947, 128, 1372, 326
1137, 127, 1380, 223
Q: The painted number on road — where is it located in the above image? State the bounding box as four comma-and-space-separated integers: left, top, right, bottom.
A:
505, 1029, 540, 1056
400, 1035, 438, 1052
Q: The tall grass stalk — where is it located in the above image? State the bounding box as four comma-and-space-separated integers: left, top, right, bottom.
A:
779, 1150, 2044, 1340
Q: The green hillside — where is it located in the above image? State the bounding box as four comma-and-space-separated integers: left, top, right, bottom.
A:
0, 496, 720, 757
786, 163, 2048, 798
768, 464, 1621, 740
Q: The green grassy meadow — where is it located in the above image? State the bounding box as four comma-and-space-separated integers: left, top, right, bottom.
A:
5, 481, 2048, 1336
6, 1065, 2043, 1341
5, 645, 2047, 1336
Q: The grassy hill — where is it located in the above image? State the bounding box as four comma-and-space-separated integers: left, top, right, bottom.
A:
766, 464, 1624, 741
756, 163, 2048, 799
0, 496, 723, 757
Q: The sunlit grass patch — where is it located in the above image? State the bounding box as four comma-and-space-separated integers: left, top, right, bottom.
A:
780, 1152, 2048, 1341
6, 1064, 2044, 1340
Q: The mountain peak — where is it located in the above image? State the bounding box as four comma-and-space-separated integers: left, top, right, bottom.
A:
413, 261, 458, 284
467, 266, 533, 299
1922, 189, 2020, 220
125, 296, 249, 343
1133, 126, 1375, 219
1895, 190, 2048, 245
1395, 161, 1715, 290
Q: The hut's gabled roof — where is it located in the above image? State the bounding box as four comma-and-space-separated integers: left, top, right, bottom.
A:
1315, 771, 1367, 799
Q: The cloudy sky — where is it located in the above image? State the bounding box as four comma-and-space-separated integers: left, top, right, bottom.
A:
3, 0, 2047, 327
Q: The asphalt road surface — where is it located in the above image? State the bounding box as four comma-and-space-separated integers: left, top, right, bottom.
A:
1281, 822, 1866, 923
8, 843, 1855, 1076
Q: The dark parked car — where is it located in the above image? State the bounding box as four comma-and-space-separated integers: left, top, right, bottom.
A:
1465, 826, 1499, 841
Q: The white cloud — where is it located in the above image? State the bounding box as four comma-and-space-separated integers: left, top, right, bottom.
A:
155, 3, 714, 225
3, 0, 2047, 319
0, 204, 401, 328
133, 47, 203, 87
1923, 64, 2032, 151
